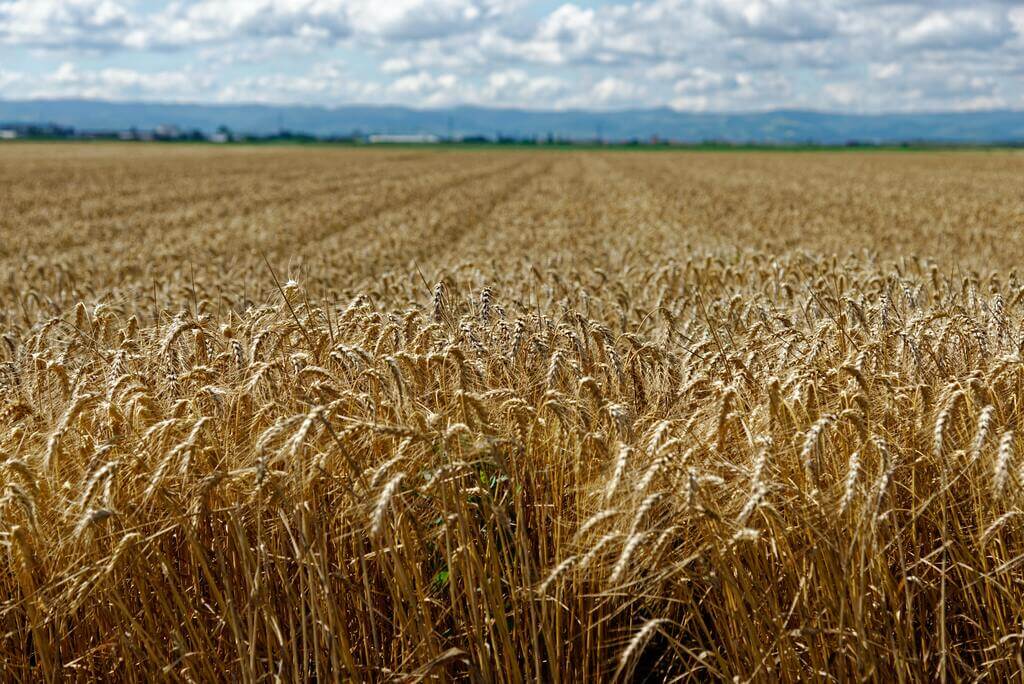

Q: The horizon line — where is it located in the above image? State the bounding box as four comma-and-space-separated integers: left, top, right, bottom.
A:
2, 97, 1022, 118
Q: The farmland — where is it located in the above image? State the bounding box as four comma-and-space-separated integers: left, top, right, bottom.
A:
2, 143, 1024, 680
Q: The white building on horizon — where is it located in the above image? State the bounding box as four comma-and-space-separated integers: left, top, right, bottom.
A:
368, 133, 440, 144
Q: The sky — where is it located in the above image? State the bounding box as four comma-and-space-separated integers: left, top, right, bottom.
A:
0, 0, 1022, 112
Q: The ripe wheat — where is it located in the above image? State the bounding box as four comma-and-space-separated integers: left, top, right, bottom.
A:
1, 144, 1024, 681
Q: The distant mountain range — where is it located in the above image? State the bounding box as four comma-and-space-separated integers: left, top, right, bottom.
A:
2, 99, 1023, 144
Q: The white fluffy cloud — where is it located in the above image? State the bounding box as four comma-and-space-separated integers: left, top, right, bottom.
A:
0, 0, 1022, 111
348, 0, 509, 40
147, 1, 353, 48
589, 77, 646, 106
0, 0, 136, 48
702, 0, 837, 41
122, 0, 512, 49
897, 9, 1013, 50
482, 69, 567, 104
9, 61, 216, 100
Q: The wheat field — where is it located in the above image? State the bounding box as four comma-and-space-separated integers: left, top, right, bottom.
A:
2, 143, 1024, 681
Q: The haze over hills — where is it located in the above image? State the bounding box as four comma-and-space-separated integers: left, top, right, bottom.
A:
1, 99, 1023, 144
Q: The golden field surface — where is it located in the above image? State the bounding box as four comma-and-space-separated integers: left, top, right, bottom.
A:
2, 143, 1024, 681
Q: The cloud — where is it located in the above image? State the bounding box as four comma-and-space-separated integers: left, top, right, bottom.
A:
147, 0, 352, 49
0, 0, 1022, 112
821, 58, 1008, 112
133, 0, 516, 49
823, 83, 857, 107
381, 57, 414, 74
2, 60, 380, 106
10, 61, 216, 100
481, 69, 568, 104
897, 8, 1013, 50
0, 0, 135, 49
218, 64, 383, 105
870, 62, 902, 80
0, 68, 22, 88
197, 38, 321, 67
585, 77, 648, 107
348, 0, 508, 41
388, 71, 462, 105
673, 68, 744, 95
700, 0, 837, 41
473, 2, 703, 68
670, 71, 791, 111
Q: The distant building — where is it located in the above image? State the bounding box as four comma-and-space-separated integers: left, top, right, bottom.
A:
368, 134, 440, 144
0, 129, 17, 140
210, 132, 230, 143
154, 125, 182, 140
